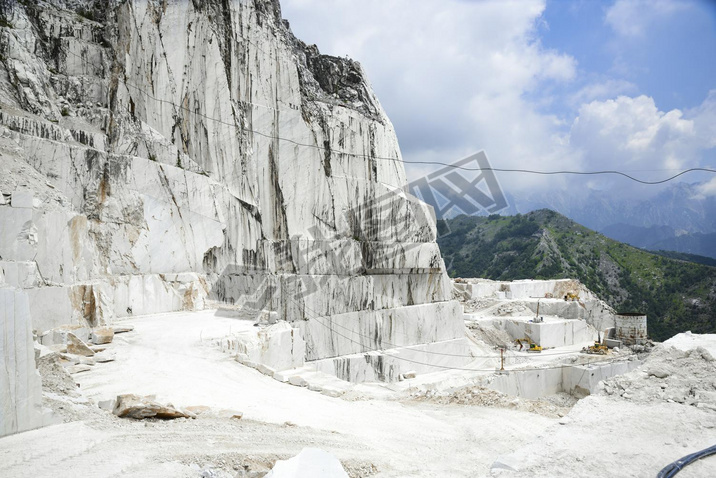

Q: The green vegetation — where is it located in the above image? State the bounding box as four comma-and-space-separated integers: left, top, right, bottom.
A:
651, 248, 716, 267
437, 210, 716, 341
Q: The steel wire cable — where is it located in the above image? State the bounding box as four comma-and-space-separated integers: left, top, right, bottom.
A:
59, 48, 716, 185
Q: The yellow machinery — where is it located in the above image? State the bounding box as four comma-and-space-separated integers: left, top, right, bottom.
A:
582, 333, 608, 355
582, 341, 608, 355
564, 292, 580, 302
515, 338, 542, 353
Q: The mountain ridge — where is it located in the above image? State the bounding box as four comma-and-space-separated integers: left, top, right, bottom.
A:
437, 209, 716, 341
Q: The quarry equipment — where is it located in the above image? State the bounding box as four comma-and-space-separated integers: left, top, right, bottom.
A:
582, 333, 608, 355
532, 298, 545, 323
515, 338, 542, 353
564, 292, 579, 301
581, 341, 608, 355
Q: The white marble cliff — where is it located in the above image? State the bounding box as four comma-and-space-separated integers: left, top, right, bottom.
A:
0, 0, 469, 433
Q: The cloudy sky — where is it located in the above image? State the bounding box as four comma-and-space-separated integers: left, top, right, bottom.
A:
281, 0, 716, 201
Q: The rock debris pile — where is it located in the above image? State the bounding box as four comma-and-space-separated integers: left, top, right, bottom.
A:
599, 345, 716, 409
410, 386, 577, 418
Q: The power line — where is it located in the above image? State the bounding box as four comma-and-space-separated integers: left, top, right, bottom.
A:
61, 48, 716, 186
122, 79, 716, 185
405, 164, 716, 186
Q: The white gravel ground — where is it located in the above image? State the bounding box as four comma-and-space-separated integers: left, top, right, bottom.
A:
2, 312, 715, 477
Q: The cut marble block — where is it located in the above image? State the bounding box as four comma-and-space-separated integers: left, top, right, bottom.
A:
503, 317, 598, 348
227, 322, 306, 372
523, 299, 617, 332
561, 361, 640, 397
214, 269, 452, 323
24, 273, 209, 334
310, 338, 476, 383
298, 301, 465, 361
456, 279, 585, 300
0, 288, 53, 437
0, 261, 40, 289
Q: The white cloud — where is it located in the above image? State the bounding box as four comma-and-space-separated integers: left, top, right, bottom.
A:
605, 0, 691, 38
695, 177, 716, 198
280, 0, 714, 201
569, 79, 637, 106
281, 0, 577, 195
688, 90, 716, 150
569, 94, 714, 175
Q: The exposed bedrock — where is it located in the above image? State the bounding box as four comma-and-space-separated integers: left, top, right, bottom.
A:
0, 0, 463, 398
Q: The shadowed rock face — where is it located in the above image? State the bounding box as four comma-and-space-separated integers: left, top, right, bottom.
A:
298, 42, 381, 120
0, 0, 463, 384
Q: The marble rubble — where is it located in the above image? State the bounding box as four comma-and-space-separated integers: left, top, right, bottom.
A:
0, 0, 471, 434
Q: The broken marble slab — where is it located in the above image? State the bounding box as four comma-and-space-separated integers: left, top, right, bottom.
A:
90, 326, 114, 345
58, 353, 96, 366
38, 326, 90, 346
94, 352, 115, 363
229, 322, 306, 372
112, 394, 193, 420
112, 325, 135, 334
64, 364, 91, 374
65, 332, 95, 357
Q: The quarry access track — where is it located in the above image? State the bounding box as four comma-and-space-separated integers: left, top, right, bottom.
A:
1, 310, 552, 477
4, 310, 716, 477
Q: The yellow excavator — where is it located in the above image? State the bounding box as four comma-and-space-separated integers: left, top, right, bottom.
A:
515, 337, 542, 353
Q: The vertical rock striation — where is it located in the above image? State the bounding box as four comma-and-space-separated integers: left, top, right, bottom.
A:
0, 0, 466, 385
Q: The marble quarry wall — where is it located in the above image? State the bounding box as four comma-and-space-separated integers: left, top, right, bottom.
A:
487, 360, 641, 400
0, 284, 52, 436
0, 0, 464, 400
456, 278, 617, 331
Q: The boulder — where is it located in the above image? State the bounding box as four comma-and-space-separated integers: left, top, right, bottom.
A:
112, 394, 193, 419
91, 327, 114, 345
